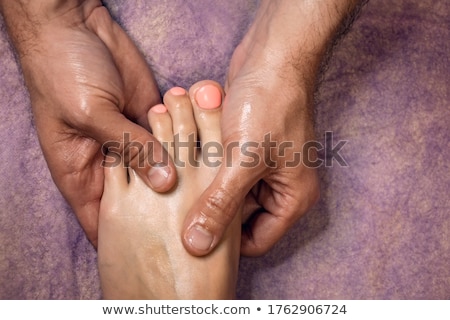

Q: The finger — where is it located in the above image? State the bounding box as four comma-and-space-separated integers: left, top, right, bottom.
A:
241, 172, 320, 256
79, 105, 176, 193
182, 163, 265, 256
240, 210, 291, 257
86, 6, 161, 129
73, 199, 101, 248
82, 8, 176, 191
52, 144, 106, 249
242, 183, 263, 223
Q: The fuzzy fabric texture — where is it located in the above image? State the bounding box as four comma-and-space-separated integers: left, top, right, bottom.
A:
0, 0, 448, 299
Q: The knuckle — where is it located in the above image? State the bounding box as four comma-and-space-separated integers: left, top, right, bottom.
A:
67, 103, 97, 130
248, 243, 272, 257
204, 186, 240, 227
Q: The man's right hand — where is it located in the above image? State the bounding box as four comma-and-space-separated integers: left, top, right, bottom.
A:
0, 0, 176, 246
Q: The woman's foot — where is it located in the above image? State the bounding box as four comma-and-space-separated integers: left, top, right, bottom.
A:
98, 81, 241, 299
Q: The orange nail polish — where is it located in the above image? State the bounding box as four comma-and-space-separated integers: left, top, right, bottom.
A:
151, 104, 167, 114
195, 84, 221, 109
170, 87, 186, 96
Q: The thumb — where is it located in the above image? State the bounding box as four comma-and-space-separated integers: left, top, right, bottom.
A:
81, 106, 177, 192
182, 163, 263, 256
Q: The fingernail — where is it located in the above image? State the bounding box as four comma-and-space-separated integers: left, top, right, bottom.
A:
151, 104, 167, 114
148, 165, 170, 189
186, 225, 213, 251
195, 84, 221, 109
170, 87, 186, 96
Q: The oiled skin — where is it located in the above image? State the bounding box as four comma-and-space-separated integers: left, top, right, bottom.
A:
0, 0, 448, 299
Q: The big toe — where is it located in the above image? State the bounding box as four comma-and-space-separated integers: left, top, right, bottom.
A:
189, 81, 223, 144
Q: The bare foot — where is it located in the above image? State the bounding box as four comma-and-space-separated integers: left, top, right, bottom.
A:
98, 81, 241, 299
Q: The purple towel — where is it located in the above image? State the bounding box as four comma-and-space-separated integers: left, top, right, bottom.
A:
0, 0, 449, 299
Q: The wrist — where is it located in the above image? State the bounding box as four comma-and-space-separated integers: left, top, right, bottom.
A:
238, 0, 362, 86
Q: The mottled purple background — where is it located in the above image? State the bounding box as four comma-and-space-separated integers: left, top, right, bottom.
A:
0, 0, 449, 299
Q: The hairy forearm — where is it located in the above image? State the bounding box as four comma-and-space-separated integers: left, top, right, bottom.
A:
242, 0, 367, 84
0, 0, 100, 56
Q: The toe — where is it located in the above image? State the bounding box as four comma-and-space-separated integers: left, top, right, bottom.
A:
148, 104, 174, 160
103, 153, 128, 194
163, 87, 198, 165
189, 80, 223, 144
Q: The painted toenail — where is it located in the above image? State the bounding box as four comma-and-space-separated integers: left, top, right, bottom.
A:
151, 104, 167, 114
195, 84, 221, 109
186, 225, 213, 251
148, 165, 170, 189
170, 87, 186, 96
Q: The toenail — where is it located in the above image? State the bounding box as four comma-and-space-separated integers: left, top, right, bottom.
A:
148, 165, 170, 189
151, 104, 167, 114
186, 225, 214, 252
195, 84, 222, 109
170, 87, 186, 96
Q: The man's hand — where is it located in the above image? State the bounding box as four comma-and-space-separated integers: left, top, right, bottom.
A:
182, 0, 364, 256
0, 0, 176, 246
